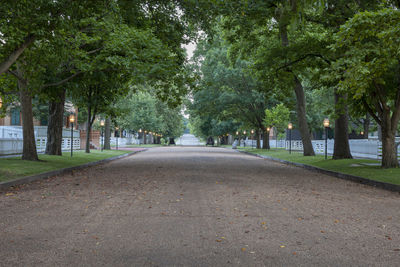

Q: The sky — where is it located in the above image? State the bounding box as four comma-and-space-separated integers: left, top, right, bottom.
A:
183, 42, 196, 60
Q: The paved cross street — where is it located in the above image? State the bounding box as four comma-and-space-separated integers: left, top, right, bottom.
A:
1, 147, 399, 266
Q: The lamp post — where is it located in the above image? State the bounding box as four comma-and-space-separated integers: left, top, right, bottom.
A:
115, 127, 119, 150
100, 119, 105, 151
266, 127, 271, 150
144, 130, 147, 144
139, 129, 142, 144
243, 130, 247, 147
288, 123, 293, 154
323, 118, 330, 159
251, 129, 255, 149
69, 114, 75, 157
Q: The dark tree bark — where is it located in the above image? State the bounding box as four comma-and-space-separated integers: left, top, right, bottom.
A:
381, 127, 398, 168
262, 129, 270, 149
333, 90, 352, 159
143, 133, 147, 144
85, 105, 92, 153
104, 117, 111, 150
0, 34, 35, 75
45, 89, 66, 155
256, 129, 261, 149
363, 113, 370, 139
15, 64, 38, 161
19, 80, 38, 161
294, 76, 315, 156
277, 16, 315, 156
85, 102, 97, 153
169, 137, 175, 145
362, 85, 400, 168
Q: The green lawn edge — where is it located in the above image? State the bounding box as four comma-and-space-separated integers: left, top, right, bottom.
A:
0, 150, 130, 183
236, 148, 400, 186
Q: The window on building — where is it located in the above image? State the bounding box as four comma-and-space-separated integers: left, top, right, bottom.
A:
11, 108, 20, 125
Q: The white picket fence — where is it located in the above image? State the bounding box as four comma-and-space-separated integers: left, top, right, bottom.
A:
377, 141, 400, 160
0, 126, 80, 155
283, 138, 400, 161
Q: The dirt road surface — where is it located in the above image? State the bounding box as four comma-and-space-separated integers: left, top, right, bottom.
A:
1, 147, 399, 266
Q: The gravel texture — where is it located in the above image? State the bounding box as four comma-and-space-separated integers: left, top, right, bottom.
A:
1, 146, 399, 266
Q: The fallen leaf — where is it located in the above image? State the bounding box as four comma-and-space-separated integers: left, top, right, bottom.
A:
293, 252, 297, 255
261, 222, 266, 225
334, 220, 339, 223
5, 193, 14, 196
280, 245, 285, 248
216, 239, 222, 242
244, 214, 248, 217
298, 217, 303, 221
241, 248, 246, 252
320, 230, 325, 233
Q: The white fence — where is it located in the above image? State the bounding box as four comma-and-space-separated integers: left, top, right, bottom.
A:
239, 137, 399, 161
0, 126, 80, 155
288, 138, 400, 160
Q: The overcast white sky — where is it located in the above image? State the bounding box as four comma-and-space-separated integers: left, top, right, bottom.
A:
183, 42, 196, 60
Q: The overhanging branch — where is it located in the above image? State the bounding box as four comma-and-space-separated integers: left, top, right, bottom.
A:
275, 53, 331, 76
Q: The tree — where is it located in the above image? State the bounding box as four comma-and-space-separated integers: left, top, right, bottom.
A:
264, 104, 290, 144
333, 8, 400, 168
115, 91, 185, 144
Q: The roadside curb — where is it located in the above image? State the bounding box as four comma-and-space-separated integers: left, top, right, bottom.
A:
0, 150, 147, 191
236, 149, 400, 193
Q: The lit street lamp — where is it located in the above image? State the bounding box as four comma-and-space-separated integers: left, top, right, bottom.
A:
288, 123, 293, 154
323, 118, 330, 159
251, 129, 255, 149
266, 127, 271, 149
243, 130, 247, 147
69, 114, 75, 157
100, 119, 105, 151
115, 127, 119, 150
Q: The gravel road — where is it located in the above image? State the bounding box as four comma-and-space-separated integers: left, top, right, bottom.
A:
1, 146, 399, 266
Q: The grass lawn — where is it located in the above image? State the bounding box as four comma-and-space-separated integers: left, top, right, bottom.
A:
0, 150, 129, 183
237, 148, 400, 186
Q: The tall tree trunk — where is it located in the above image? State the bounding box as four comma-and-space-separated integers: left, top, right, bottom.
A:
380, 106, 399, 168
262, 129, 270, 149
363, 113, 370, 139
169, 137, 175, 145
143, 133, 147, 144
381, 128, 398, 168
256, 129, 261, 149
104, 116, 111, 150
19, 81, 38, 161
278, 13, 314, 156
333, 90, 352, 159
294, 76, 315, 156
85, 105, 92, 153
45, 89, 66, 155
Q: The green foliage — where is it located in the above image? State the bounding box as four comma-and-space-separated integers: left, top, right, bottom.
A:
116, 90, 185, 139
264, 103, 290, 136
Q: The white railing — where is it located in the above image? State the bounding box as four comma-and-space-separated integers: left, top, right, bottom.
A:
36, 137, 80, 152
0, 125, 81, 155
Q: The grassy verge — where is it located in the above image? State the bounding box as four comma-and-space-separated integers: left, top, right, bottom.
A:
0, 150, 129, 183
236, 148, 400, 185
